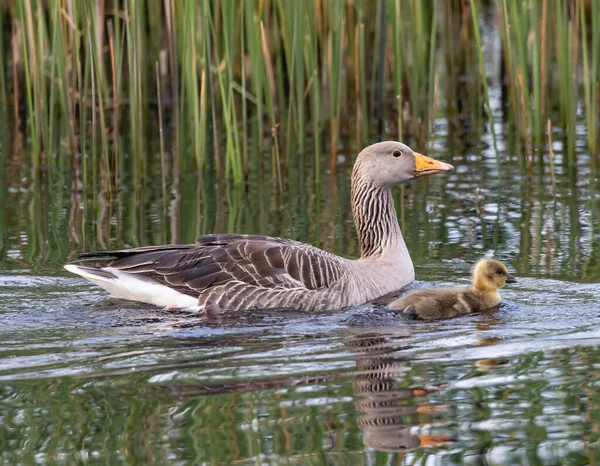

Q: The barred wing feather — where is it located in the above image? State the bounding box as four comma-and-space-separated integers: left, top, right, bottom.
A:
77, 234, 345, 296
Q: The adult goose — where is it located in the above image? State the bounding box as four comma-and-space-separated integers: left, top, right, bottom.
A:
65, 142, 453, 312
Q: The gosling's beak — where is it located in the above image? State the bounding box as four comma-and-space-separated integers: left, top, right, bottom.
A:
505, 273, 517, 284
414, 153, 454, 177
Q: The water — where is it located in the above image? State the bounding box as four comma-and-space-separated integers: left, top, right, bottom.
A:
3, 119, 600, 462
2, 274, 600, 464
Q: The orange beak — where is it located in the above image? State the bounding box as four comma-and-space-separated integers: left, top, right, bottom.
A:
414, 153, 454, 177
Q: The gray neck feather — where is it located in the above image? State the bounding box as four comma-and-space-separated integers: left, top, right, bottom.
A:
351, 171, 404, 259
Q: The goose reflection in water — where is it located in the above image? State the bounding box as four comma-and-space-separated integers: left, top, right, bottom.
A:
135, 314, 509, 459
346, 327, 454, 452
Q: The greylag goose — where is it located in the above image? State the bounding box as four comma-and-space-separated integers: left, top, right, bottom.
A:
64, 141, 453, 312
389, 258, 517, 320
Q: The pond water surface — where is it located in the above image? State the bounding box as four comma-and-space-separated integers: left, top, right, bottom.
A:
2, 120, 600, 465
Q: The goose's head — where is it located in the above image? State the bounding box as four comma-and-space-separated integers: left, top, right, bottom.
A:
353, 141, 454, 188
472, 259, 517, 292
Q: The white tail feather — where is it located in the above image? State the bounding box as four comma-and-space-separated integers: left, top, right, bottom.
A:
64, 265, 200, 310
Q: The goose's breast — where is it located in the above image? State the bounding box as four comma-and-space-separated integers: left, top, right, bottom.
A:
343, 260, 415, 304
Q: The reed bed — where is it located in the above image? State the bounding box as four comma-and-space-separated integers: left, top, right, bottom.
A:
1, 0, 599, 187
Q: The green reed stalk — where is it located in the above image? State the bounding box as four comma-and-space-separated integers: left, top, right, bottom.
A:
216, 0, 243, 182
272, 12, 288, 134
107, 20, 119, 196
34, 0, 49, 158
591, 0, 599, 154
297, 0, 307, 155
0, 4, 5, 113
547, 119, 557, 197
327, 0, 345, 168
89, 31, 98, 214
86, 4, 111, 202
244, 0, 266, 151
441, 0, 455, 121
16, 0, 41, 160
358, 17, 368, 144
46, 1, 59, 155
470, 0, 500, 163
49, 0, 76, 154
44, 3, 66, 224
529, 0, 543, 149
274, 0, 293, 158
292, 1, 306, 154
260, 20, 282, 187
411, 0, 426, 128
202, 2, 221, 176
391, 0, 404, 140
580, 0, 599, 154
555, 0, 568, 130
163, 0, 180, 169
156, 62, 167, 236
209, 0, 241, 182
370, 0, 382, 133
74, 7, 90, 222
507, 0, 533, 162
122, 0, 140, 239
426, 5, 439, 138
464, 4, 484, 132
181, 0, 203, 170
124, 1, 137, 159
125, 0, 146, 172
239, 4, 248, 169
494, 0, 518, 141
555, 0, 578, 162
304, 0, 322, 179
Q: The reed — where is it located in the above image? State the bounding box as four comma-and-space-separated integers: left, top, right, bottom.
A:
580, 0, 599, 154
0, 5, 5, 114
470, 0, 500, 161
554, 0, 577, 163
305, 0, 323, 178
1, 0, 599, 190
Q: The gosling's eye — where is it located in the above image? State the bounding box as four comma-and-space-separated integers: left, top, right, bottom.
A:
496, 269, 504, 275
392, 150, 402, 157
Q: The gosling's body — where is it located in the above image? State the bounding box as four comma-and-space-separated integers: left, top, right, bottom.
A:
389, 287, 501, 321
389, 259, 516, 321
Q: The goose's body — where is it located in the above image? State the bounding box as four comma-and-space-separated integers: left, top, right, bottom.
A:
389, 259, 517, 320
65, 142, 453, 312
65, 233, 411, 312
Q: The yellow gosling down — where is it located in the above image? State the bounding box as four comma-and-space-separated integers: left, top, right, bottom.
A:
389, 259, 517, 321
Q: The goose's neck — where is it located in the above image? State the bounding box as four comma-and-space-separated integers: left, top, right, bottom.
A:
351, 177, 406, 260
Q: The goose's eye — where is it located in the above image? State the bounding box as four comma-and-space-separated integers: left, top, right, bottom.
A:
392, 150, 402, 157
496, 269, 504, 275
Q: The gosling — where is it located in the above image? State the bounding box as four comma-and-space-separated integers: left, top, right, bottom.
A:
389, 259, 516, 321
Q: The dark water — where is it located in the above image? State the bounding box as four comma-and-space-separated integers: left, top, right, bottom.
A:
3, 113, 600, 464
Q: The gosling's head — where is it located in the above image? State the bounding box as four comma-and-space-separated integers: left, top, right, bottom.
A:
472, 259, 517, 292
352, 141, 454, 188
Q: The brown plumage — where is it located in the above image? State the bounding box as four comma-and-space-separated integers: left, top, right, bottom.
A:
389, 259, 517, 321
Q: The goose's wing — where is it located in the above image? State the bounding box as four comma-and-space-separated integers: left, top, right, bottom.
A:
76, 234, 345, 296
